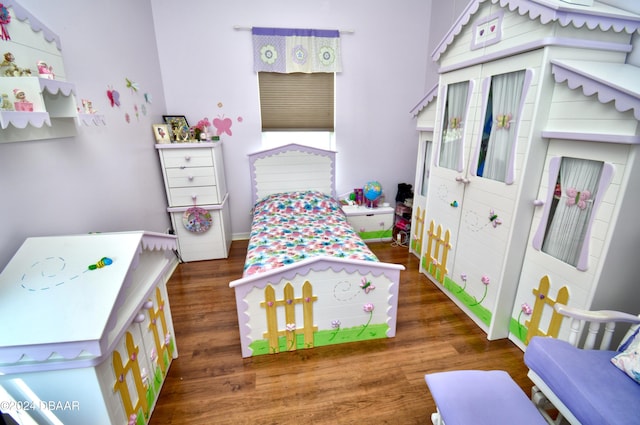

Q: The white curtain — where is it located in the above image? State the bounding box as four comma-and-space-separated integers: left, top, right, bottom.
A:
420, 140, 433, 197
542, 157, 603, 266
439, 81, 468, 170
482, 70, 525, 182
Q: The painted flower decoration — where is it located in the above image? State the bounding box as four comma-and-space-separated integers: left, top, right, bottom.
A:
358, 303, 375, 336
457, 272, 468, 293
470, 276, 490, 307
517, 302, 533, 341
286, 323, 296, 332
260, 44, 278, 64
318, 46, 336, 66
329, 319, 341, 341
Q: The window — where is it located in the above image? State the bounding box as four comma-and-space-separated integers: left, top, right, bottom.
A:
532, 156, 614, 271
475, 70, 526, 183
419, 139, 433, 197
258, 72, 335, 150
438, 81, 470, 171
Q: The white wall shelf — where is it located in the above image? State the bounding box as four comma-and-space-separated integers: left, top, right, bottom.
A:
0, 1, 103, 143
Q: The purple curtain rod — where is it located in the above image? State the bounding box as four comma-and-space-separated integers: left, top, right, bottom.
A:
234, 25, 354, 35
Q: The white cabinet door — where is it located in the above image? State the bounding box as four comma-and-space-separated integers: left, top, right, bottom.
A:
508, 140, 620, 349
423, 62, 537, 338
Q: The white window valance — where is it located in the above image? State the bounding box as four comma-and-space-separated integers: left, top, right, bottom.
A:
252, 27, 342, 74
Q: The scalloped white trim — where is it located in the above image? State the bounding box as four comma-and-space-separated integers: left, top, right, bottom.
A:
77, 113, 106, 126
39, 79, 76, 97
432, 0, 640, 62
140, 234, 178, 252
410, 84, 439, 117
0, 111, 51, 129
0, 341, 99, 366
551, 60, 640, 120
4, 0, 62, 51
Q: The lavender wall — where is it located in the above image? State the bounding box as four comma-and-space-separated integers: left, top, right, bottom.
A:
1, 1, 635, 268
0, 0, 171, 269
0, 0, 438, 268
150, 0, 433, 237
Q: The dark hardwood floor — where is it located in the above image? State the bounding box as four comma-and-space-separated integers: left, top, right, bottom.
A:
149, 240, 532, 424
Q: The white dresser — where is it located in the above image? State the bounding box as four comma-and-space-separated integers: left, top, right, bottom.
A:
156, 142, 232, 261
0, 231, 178, 425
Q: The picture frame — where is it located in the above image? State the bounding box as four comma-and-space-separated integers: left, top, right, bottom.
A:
152, 124, 171, 144
163, 115, 189, 142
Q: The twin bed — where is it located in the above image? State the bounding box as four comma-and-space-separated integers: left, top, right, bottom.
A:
229, 144, 405, 357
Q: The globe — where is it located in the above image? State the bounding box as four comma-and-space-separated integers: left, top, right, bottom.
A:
363, 181, 382, 207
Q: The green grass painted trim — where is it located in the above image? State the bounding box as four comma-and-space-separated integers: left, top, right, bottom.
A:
359, 229, 392, 240
248, 324, 389, 356
443, 276, 492, 326
509, 317, 528, 343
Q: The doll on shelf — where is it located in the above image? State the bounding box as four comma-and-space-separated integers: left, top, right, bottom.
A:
81, 99, 96, 114
13, 88, 33, 112
1, 52, 31, 77
1, 93, 13, 110
37, 60, 55, 79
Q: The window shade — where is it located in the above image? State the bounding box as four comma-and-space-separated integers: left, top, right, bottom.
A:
259, 72, 334, 131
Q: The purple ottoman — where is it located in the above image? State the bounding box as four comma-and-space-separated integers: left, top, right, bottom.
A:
425, 370, 546, 425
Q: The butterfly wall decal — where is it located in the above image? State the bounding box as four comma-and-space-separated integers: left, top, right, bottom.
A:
213, 116, 233, 136
106, 86, 120, 107
125, 78, 139, 92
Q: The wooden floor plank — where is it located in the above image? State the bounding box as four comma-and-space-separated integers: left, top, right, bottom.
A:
149, 240, 531, 424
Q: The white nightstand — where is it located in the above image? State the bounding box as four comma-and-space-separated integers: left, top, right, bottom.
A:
342, 205, 394, 242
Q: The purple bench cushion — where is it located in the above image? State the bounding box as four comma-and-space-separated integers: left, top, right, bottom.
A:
525, 336, 640, 425
425, 370, 546, 425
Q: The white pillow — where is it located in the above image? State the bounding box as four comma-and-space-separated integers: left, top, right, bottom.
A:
611, 326, 640, 384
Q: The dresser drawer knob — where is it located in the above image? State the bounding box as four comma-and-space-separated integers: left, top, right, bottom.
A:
184, 155, 191, 161
142, 300, 154, 309
188, 175, 194, 181
133, 313, 146, 323
192, 194, 197, 201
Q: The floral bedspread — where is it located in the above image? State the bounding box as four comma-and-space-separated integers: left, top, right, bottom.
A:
243, 191, 379, 276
